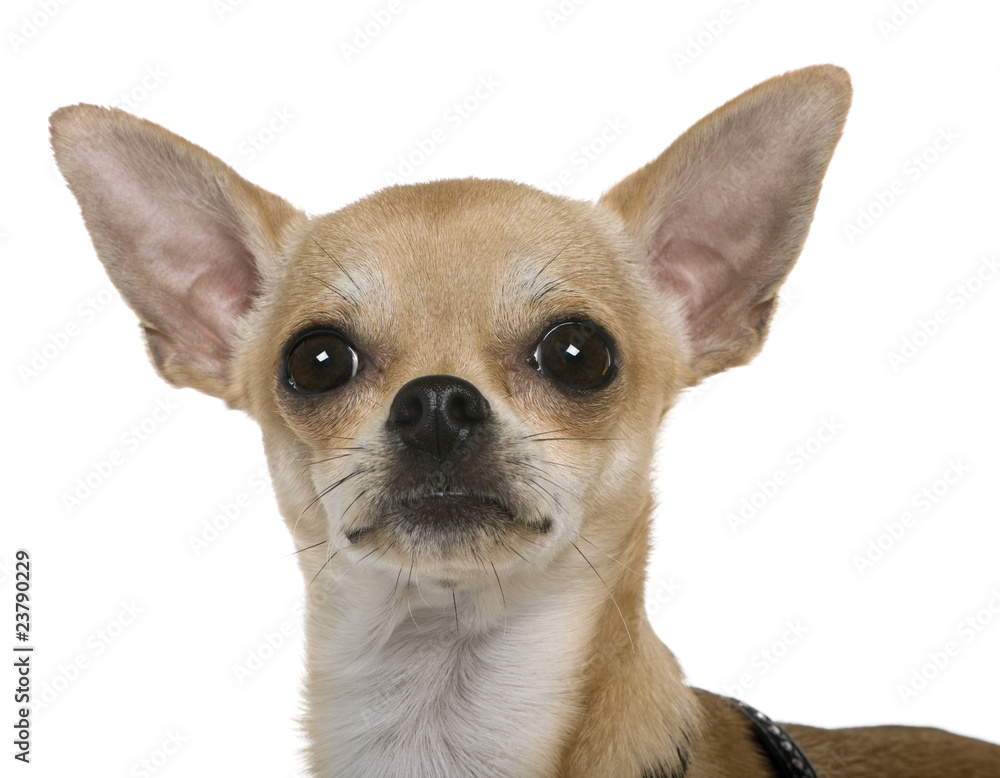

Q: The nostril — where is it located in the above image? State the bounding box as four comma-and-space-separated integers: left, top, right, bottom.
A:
448, 392, 488, 424
395, 395, 424, 427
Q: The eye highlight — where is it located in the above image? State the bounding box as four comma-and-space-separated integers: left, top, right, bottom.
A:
284, 329, 359, 395
532, 321, 615, 391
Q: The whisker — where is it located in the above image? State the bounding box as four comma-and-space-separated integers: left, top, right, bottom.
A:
577, 533, 643, 577
504, 531, 536, 561
537, 458, 584, 472
528, 436, 621, 443
452, 590, 460, 638
310, 237, 360, 293
328, 544, 387, 589
517, 463, 566, 495
490, 561, 507, 639
522, 427, 575, 439
530, 229, 584, 286
414, 572, 433, 610
298, 468, 370, 520
352, 546, 383, 565
405, 559, 423, 633
290, 438, 358, 462
307, 273, 353, 304
305, 452, 358, 467
531, 279, 563, 303
340, 490, 368, 525
310, 446, 367, 457
570, 540, 634, 653
309, 546, 341, 587
283, 539, 327, 559
522, 479, 559, 514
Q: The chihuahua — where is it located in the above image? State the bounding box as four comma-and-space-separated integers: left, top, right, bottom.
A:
51, 66, 999, 777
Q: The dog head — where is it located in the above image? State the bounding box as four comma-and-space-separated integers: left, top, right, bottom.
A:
50, 66, 850, 595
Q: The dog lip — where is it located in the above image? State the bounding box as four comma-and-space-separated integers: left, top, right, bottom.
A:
398, 492, 554, 536
401, 491, 514, 520
345, 491, 551, 545
404, 490, 506, 508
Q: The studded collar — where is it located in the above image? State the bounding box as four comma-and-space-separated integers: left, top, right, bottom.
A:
725, 697, 818, 778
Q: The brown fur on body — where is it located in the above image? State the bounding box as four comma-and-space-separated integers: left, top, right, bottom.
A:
50, 65, 999, 777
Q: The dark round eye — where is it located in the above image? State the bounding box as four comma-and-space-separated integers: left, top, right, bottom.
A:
533, 321, 615, 391
284, 329, 359, 395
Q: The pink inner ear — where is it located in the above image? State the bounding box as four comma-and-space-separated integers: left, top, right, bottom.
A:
51, 103, 305, 396
143, 247, 257, 382
106, 179, 263, 382
651, 235, 735, 335
153, 231, 260, 351
601, 67, 851, 378
643, 138, 788, 322
647, 190, 781, 356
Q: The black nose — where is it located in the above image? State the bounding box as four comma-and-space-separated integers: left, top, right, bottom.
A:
386, 375, 491, 458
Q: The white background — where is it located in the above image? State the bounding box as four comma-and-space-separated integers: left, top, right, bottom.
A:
4, 0, 999, 775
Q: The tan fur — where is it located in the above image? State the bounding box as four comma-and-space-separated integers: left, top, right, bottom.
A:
50, 66, 999, 777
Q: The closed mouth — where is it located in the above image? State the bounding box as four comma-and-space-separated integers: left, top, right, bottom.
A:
346, 491, 551, 546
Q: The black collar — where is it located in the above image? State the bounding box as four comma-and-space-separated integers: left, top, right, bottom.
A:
725, 697, 818, 778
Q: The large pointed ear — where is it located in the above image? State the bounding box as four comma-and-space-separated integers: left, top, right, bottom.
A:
50, 104, 306, 400
600, 65, 851, 381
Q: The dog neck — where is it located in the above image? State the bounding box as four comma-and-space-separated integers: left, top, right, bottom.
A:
298, 501, 699, 778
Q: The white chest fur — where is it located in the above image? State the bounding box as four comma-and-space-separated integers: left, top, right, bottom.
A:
305, 573, 594, 778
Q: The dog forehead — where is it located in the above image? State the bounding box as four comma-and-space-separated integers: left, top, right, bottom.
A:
320, 178, 617, 274
287, 179, 642, 339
